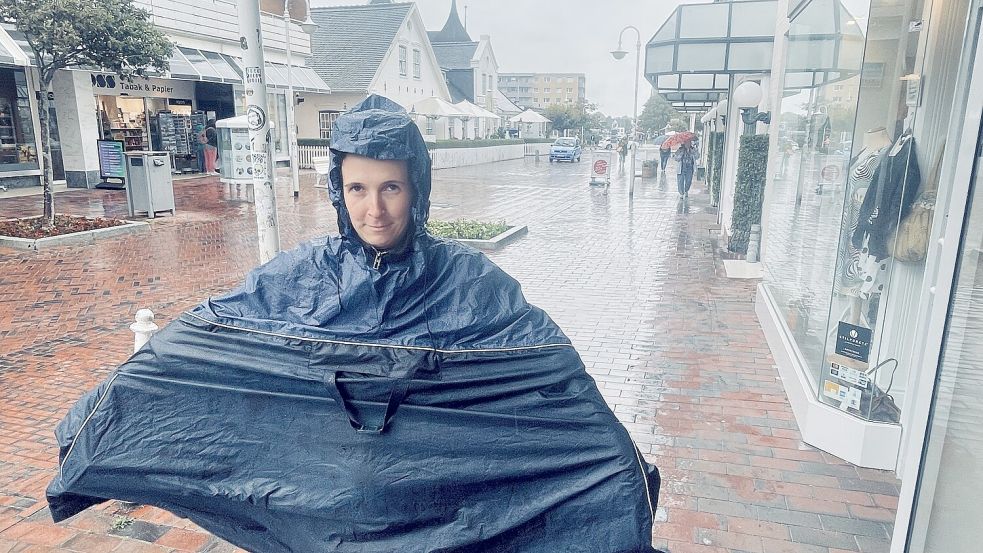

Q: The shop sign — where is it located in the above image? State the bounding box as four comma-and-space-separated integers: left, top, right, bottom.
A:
90, 73, 194, 100
835, 321, 872, 363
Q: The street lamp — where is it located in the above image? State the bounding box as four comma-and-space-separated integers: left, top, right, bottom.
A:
282, 0, 319, 198
733, 80, 771, 135
611, 25, 641, 197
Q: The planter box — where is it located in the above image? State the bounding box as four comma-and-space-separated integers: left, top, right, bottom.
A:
0, 220, 150, 251
453, 225, 528, 251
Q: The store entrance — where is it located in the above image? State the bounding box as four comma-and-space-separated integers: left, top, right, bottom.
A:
97, 94, 207, 174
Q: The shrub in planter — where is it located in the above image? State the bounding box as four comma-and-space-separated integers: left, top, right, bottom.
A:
728, 134, 770, 254
426, 219, 510, 240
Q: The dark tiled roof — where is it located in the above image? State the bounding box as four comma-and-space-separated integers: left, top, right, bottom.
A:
307, 3, 412, 92
429, 0, 471, 43
431, 41, 477, 70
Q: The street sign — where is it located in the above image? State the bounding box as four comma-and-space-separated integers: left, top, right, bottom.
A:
590, 150, 613, 186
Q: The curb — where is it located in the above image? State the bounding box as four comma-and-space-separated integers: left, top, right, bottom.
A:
455, 225, 528, 251
0, 220, 151, 251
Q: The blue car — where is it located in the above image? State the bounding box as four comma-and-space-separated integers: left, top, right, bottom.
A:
549, 138, 582, 162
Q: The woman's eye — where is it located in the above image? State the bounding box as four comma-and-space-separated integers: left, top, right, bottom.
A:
383, 183, 402, 193
347, 185, 364, 193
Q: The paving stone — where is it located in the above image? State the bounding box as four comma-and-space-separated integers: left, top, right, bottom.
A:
790, 526, 859, 551
0, 163, 902, 553
820, 515, 890, 538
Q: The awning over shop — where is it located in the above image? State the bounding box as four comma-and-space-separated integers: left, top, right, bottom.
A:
0, 39, 16, 66
0, 25, 33, 67
165, 47, 330, 94
644, 0, 864, 111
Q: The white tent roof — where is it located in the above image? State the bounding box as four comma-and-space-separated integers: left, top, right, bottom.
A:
509, 109, 551, 124
409, 97, 467, 118
454, 100, 500, 120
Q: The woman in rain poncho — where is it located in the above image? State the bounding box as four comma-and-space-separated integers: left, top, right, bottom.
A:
47, 95, 661, 553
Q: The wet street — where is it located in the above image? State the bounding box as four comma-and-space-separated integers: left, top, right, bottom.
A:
0, 157, 899, 552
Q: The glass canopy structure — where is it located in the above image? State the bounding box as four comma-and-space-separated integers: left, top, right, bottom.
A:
644, 0, 864, 112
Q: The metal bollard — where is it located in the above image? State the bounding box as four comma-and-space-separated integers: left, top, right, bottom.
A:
747, 224, 761, 263
535, 150, 540, 162
130, 309, 159, 353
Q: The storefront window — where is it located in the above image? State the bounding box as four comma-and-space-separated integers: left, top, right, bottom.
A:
762, 0, 971, 423
0, 68, 38, 170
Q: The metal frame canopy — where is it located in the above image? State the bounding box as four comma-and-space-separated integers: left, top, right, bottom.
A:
644, 0, 866, 105
784, 0, 865, 89
644, 0, 779, 100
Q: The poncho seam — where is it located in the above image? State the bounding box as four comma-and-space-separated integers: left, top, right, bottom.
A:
183, 312, 573, 354
58, 373, 121, 477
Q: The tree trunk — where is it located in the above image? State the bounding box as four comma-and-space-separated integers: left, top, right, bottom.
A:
37, 73, 55, 228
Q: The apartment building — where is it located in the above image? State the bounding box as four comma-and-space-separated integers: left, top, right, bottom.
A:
497, 73, 586, 111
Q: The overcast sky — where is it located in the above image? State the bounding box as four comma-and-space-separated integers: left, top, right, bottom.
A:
310, 0, 702, 116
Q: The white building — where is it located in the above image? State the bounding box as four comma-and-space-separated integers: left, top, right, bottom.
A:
298, 2, 451, 141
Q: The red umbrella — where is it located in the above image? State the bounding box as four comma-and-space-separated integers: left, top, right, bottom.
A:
661, 131, 698, 150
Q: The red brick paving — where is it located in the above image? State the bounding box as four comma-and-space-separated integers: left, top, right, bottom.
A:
0, 161, 899, 552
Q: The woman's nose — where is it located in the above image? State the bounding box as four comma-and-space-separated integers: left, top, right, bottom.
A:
366, 193, 386, 217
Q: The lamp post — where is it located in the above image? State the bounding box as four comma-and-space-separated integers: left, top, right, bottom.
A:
282, 0, 319, 198
733, 80, 771, 135
611, 25, 641, 198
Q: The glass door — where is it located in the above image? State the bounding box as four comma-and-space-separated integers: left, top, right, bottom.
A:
903, 116, 983, 552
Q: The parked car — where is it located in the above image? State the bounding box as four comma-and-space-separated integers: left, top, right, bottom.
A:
550, 138, 582, 162
597, 138, 613, 150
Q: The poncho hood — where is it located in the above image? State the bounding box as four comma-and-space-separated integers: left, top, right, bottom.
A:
328, 94, 431, 246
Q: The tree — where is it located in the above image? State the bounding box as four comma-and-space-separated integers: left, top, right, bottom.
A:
0, 0, 172, 227
543, 103, 581, 135
638, 94, 681, 136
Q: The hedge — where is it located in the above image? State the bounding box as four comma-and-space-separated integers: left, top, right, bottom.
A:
728, 134, 770, 255
425, 139, 525, 149
300, 138, 550, 150
298, 138, 330, 147
708, 131, 725, 207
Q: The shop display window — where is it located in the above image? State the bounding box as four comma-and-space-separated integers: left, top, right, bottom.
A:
0, 68, 38, 170
762, 0, 970, 423
98, 96, 149, 152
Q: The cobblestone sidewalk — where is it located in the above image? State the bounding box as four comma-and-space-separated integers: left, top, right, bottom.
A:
0, 158, 898, 552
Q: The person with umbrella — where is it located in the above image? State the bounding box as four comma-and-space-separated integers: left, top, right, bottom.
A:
666, 131, 699, 197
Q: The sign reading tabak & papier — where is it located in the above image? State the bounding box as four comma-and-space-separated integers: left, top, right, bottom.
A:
90, 73, 194, 100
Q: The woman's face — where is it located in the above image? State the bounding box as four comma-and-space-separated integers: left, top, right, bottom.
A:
341, 154, 413, 250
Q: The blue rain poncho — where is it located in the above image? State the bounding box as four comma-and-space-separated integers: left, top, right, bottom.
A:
46, 95, 661, 552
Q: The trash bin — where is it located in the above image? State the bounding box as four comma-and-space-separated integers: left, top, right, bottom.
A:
125, 151, 176, 218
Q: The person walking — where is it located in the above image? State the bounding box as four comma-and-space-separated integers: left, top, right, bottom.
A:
202, 119, 219, 175
616, 137, 628, 168
659, 144, 672, 173
675, 141, 697, 197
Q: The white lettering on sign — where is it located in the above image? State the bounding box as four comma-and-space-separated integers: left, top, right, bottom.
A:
90, 73, 190, 99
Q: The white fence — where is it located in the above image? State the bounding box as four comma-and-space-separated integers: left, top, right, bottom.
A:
298, 145, 331, 169
299, 142, 552, 171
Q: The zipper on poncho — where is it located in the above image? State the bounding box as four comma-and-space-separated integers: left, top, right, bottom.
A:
371, 248, 387, 270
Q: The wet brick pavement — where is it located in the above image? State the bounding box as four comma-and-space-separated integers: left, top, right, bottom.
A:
0, 157, 899, 552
